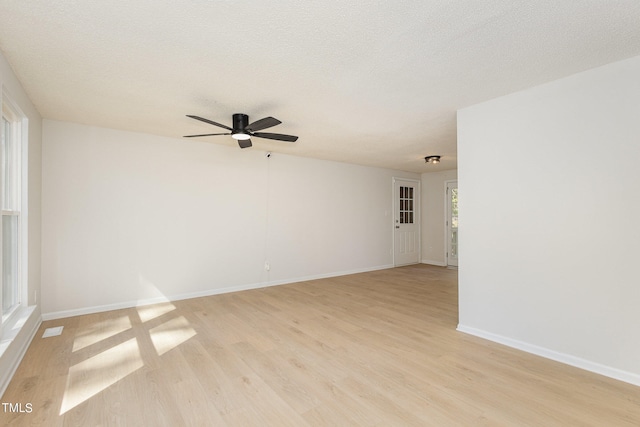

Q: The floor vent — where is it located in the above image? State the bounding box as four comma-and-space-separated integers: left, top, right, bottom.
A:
42, 326, 64, 338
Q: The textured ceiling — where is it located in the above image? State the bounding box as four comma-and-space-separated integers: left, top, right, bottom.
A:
1, 1, 640, 173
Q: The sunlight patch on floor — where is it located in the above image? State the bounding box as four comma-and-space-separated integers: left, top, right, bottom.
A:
60, 337, 143, 414
137, 301, 176, 323
149, 315, 197, 356
72, 315, 132, 352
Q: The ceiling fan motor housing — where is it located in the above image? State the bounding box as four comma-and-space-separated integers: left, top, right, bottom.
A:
232, 113, 249, 132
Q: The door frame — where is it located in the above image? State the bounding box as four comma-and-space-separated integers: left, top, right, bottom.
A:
392, 177, 421, 266
444, 179, 458, 267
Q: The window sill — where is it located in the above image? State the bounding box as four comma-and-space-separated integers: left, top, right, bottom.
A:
1, 305, 40, 397
1, 306, 37, 355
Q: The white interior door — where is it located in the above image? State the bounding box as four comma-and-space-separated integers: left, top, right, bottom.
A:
393, 178, 420, 266
446, 181, 458, 267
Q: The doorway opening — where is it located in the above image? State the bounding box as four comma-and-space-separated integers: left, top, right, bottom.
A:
445, 180, 458, 267
393, 178, 420, 266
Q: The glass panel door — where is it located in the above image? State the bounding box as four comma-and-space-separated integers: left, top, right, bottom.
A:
447, 181, 458, 267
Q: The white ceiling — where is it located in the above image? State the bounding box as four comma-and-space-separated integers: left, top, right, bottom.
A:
1, 1, 640, 173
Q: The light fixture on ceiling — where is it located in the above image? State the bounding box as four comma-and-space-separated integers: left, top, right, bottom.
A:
231, 132, 251, 140
425, 155, 441, 164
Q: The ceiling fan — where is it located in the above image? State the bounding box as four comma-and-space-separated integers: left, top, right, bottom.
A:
184, 113, 298, 149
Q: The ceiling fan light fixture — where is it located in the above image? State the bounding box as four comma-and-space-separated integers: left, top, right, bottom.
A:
425, 155, 441, 164
231, 132, 251, 140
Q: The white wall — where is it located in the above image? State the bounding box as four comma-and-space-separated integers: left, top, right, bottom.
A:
421, 169, 457, 266
0, 50, 42, 396
457, 55, 640, 385
41, 120, 417, 318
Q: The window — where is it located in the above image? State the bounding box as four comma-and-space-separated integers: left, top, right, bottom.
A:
1, 96, 25, 322
399, 185, 414, 224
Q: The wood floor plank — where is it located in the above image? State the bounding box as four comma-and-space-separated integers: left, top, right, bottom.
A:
2, 264, 639, 426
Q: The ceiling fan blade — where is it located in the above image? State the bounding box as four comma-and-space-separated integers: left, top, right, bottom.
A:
246, 117, 281, 132
183, 133, 231, 138
253, 132, 298, 142
238, 139, 252, 149
186, 115, 233, 131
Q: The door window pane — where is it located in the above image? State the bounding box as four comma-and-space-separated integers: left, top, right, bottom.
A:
398, 185, 415, 225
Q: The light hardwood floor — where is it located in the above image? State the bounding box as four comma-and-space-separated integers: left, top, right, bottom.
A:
2, 264, 639, 426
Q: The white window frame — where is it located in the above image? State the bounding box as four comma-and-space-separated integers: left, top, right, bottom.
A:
1, 91, 28, 326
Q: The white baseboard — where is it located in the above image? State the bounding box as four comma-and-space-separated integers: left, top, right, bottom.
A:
421, 259, 447, 267
42, 264, 394, 321
457, 324, 640, 387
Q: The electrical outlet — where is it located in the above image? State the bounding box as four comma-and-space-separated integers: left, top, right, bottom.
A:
264, 262, 270, 271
